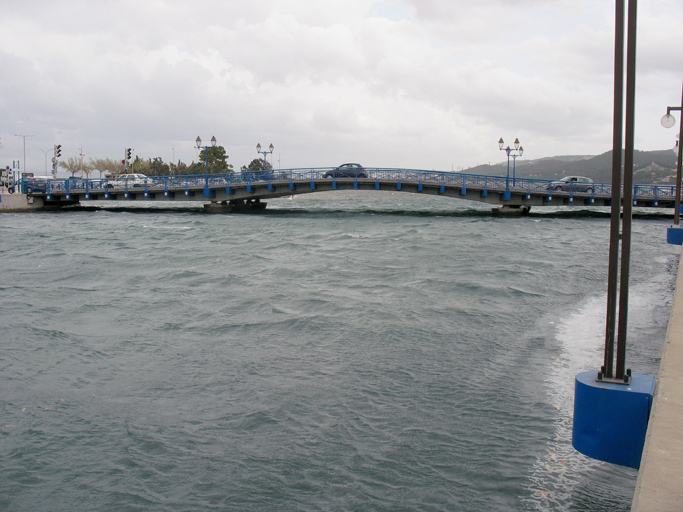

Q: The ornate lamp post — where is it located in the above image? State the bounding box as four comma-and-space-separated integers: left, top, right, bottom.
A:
661, 82, 683, 227
196, 135, 217, 195
256, 143, 274, 171
498, 137, 523, 200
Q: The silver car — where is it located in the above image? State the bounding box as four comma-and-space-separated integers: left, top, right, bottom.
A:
550, 176, 594, 193
105, 173, 150, 189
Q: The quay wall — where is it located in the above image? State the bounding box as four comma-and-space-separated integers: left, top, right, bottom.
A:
0, 193, 45, 212
631, 246, 683, 511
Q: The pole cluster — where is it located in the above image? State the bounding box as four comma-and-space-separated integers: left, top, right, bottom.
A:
602, 0, 638, 384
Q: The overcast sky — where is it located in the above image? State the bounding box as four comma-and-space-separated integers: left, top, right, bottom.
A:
2, 0, 682, 176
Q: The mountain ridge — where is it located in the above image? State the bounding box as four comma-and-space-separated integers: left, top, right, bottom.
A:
464, 149, 678, 184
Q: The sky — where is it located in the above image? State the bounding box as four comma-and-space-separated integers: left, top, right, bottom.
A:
1, 0, 682, 176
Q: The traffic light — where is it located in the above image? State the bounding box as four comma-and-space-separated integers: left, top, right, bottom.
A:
55, 144, 62, 158
126, 148, 132, 160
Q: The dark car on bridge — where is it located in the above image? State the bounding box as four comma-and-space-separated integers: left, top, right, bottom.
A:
24, 176, 55, 194
324, 163, 367, 179
550, 176, 594, 193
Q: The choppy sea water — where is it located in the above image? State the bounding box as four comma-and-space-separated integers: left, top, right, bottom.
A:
0, 191, 679, 511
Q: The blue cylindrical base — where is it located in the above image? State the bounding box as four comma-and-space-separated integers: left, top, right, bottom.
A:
572, 371, 655, 469
667, 226, 683, 245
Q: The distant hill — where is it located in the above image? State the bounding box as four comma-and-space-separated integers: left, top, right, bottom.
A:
464, 149, 678, 184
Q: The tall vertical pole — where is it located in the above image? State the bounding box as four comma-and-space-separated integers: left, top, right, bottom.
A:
512, 155, 517, 186
505, 150, 510, 191
602, 0, 637, 382
614, 0, 638, 380
674, 82, 683, 225
204, 147, 209, 189
603, 0, 625, 379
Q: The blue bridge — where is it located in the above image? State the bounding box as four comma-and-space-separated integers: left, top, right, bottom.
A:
19, 167, 679, 212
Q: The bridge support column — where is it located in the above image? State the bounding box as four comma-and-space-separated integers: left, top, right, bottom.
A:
204, 199, 268, 213
492, 205, 530, 215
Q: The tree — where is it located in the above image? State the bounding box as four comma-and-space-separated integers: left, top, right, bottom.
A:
59, 156, 94, 177
90, 157, 124, 178
186, 161, 205, 175
198, 146, 233, 174
129, 156, 150, 175
240, 158, 272, 172
147, 157, 170, 176
174, 161, 189, 175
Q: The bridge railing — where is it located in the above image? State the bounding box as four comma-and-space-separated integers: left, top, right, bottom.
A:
18, 169, 679, 201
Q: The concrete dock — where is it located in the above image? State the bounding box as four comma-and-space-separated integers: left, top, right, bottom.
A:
0, 192, 45, 212
631, 246, 683, 511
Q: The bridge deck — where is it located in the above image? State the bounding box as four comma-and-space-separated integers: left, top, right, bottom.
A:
19, 168, 679, 209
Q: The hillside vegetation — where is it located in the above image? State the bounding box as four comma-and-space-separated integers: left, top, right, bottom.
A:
466, 149, 678, 184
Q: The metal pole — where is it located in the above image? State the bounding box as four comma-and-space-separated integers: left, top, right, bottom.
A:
512, 155, 517, 186
204, 147, 209, 188
505, 150, 510, 191
14, 134, 33, 176
615, 0, 638, 380
603, 0, 625, 379
674, 84, 683, 225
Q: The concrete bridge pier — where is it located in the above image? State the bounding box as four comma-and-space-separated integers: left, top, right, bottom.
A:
203, 198, 268, 213
491, 204, 531, 215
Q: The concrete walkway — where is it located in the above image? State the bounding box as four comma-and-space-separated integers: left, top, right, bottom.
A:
631, 246, 683, 511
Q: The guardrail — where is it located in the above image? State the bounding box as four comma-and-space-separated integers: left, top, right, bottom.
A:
17, 168, 679, 201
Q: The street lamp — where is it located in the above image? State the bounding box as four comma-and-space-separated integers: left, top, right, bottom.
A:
38, 147, 55, 175
14, 134, 34, 175
498, 137, 524, 199
195, 135, 217, 195
256, 143, 274, 171
661, 82, 683, 226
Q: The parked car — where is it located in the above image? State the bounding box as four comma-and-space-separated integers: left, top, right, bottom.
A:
550, 176, 594, 193
323, 163, 367, 179
105, 173, 149, 188
24, 176, 55, 194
